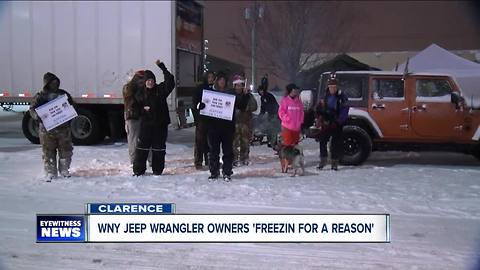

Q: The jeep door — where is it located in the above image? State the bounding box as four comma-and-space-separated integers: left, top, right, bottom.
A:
368, 76, 410, 139
410, 77, 462, 139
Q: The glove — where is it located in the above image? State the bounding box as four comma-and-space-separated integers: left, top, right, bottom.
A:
197, 102, 206, 110
156, 60, 167, 72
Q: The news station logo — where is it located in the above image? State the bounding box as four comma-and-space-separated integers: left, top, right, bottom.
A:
37, 215, 85, 242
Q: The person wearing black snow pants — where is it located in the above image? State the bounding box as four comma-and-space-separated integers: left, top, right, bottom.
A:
207, 127, 235, 178
133, 60, 175, 176
318, 125, 343, 165
314, 73, 349, 170
197, 72, 247, 181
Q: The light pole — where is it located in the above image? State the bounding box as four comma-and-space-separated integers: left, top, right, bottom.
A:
203, 39, 209, 73
245, 2, 264, 91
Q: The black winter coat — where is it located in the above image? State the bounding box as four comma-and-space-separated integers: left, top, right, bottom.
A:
192, 82, 213, 123
260, 92, 279, 117
136, 70, 175, 126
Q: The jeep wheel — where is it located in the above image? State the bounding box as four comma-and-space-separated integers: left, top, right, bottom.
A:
340, 125, 372, 165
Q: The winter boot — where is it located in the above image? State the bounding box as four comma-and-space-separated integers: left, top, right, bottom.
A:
208, 173, 219, 181
58, 158, 71, 178
45, 173, 57, 182
331, 159, 339, 171
44, 156, 58, 181
223, 173, 232, 182
317, 159, 327, 170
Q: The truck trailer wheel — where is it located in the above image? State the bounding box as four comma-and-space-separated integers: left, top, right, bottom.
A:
71, 108, 104, 145
340, 125, 372, 165
22, 112, 40, 144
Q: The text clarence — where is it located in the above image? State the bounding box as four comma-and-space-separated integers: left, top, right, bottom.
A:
98, 204, 163, 214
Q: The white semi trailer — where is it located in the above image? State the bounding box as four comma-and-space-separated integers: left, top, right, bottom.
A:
0, 1, 204, 144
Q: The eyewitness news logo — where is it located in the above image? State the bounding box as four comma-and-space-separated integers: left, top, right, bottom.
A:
36, 215, 86, 242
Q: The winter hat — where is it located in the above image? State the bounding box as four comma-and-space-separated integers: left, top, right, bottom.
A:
43, 72, 60, 88
286, 83, 300, 94
327, 73, 337, 85
232, 74, 245, 85
144, 70, 156, 82
135, 70, 145, 77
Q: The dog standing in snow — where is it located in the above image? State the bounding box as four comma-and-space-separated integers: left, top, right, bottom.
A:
279, 145, 305, 177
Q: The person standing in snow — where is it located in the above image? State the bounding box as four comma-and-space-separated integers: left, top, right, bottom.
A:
133, 60, 175, 176
123, 70, 145, 164
30, 72, 75, 181
278, 83, 304, 147
198, 72, 248, 181
232, 74, 257, 166
258, 79, 280, 150
192, 71, 215, 170
314, 73, 349, 171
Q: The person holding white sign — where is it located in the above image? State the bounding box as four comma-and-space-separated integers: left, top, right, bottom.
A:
30, 72, 75, 181
197, 72, 248, 181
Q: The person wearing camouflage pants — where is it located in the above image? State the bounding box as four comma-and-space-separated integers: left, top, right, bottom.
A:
233, 122, 252, 165
30, 72, 75, 180
232, 75, 258, 166
39, 126, 73, 179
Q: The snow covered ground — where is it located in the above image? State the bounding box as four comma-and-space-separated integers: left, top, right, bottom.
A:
0, 110, 479, 270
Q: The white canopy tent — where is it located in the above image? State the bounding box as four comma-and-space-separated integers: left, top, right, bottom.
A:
396, 44, 480, 108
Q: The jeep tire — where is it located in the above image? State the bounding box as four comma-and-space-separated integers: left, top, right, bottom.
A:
341, 125, 372, 165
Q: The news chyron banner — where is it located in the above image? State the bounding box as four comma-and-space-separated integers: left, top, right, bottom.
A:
37, 203, 391, 243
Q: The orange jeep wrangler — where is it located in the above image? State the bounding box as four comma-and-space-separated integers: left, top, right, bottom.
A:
306, 71, 480, 165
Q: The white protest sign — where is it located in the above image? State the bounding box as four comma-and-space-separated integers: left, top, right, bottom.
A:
199, 89, 236, 121
35, 94, 77, 131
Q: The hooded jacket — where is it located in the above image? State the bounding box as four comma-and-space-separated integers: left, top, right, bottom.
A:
123, 73, 144, 120
278, 95, 304, 132
30, 72, 74, 129
234, 92, 257, 125
260, 91, 279, 116
315, 89, 349, 125
136, 69, 175, 126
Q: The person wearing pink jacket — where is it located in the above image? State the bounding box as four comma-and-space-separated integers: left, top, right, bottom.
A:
278, 83, 304, 146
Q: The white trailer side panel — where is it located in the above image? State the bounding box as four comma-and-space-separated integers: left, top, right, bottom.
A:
0, 2, 13, 93
0, 1, 174, 103
31, 2, 54, 93
144, 1, 175, 106
53, 2, 76, 95
10, 1, 34, 95
75, 1, 96, 98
